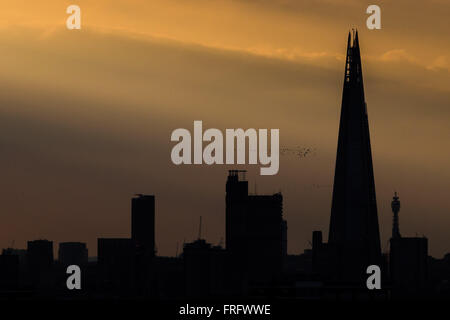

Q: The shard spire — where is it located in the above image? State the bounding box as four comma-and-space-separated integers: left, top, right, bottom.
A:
328, 30, 382, 282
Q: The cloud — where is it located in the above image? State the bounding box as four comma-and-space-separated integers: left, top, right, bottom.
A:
427, 56, 450, 72
1, 3, 450, 257
379, 49, 418, 64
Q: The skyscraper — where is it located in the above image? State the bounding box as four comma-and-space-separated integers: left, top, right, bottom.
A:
225, 170, 283, 289
131, 194, 156, 296
58, 242, 88, 267
131, 194, 155, 257
391, 192, 401, 239
27, 240, 54, 289
97, 238, 135, 293
328, 31, 382, 282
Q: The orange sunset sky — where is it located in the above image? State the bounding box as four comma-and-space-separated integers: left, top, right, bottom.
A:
0, 0, 449, 257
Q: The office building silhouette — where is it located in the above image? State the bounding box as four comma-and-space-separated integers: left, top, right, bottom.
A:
389, 193, 429, 295
27, 240, 54, 290
183, 239, 227, 298
2, 32, 450, 301
390, 237, 428, 295
97, 238, 135, 294
58, 242, 88, 267
132, 194, 155, 257
226, 170, 283, 292
0, 252, 19, 290
132, 194, 156, 296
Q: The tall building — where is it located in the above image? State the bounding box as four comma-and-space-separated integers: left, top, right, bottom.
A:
226, 170, 248, 255
2, 249, 27, 288
97, 238, 135, 294
0, 252, 19, 290
131, 194, 156, 296
391, 192, 401, 239
389, 194, 428, 295
27, 240, 54, 289
131, 194, 155, 257
58, 242, 88, 267
27, 240, 53, 269
390, 237, 428, 294
328, 31, 382, 282
246, 193, 283, 283
225, 170, 283, 289
183, 239, 227, 298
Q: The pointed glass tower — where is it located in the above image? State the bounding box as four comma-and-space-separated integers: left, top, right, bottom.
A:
328, 30, 381, 281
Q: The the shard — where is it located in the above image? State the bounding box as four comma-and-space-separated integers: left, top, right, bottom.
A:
328, 30, 382, 281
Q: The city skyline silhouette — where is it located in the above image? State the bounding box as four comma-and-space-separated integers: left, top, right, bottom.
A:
2, 2, 450, 264
2, 29, 450, 260
1, 31, 449, 299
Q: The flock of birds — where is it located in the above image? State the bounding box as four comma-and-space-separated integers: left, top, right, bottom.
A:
280, 146, 316, 158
